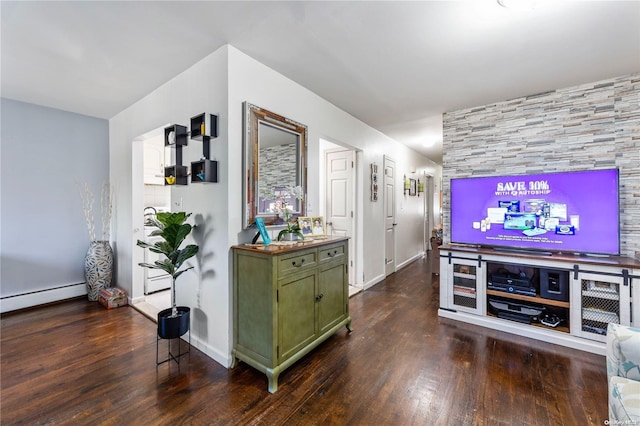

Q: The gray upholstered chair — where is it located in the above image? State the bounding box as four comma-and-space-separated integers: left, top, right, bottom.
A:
607, 322, 640, 422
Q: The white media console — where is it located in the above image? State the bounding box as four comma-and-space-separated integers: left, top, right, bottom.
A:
438, 245, 640, 355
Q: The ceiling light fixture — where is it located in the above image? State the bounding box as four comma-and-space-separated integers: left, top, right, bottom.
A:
497, 0, 538, 10
422, 137, 438, 148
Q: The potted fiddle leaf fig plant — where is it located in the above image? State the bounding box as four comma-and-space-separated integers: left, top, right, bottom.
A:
137, 212, 198, 339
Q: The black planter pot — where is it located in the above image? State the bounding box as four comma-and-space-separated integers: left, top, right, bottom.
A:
157, 306, 190, 339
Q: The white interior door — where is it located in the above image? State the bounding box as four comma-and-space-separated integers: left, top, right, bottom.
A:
384, 157, 396, 276
423, 174, 432, 252
325, 149, 355, 285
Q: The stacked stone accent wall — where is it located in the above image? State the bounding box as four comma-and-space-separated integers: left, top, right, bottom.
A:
443, 73, 640, 259
258, 143, 297, 194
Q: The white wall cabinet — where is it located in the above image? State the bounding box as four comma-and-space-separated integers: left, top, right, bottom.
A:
439, 246, 639, 354
143, 138, 165, 185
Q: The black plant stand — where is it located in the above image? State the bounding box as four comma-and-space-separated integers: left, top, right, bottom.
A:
156, 307, 191, 365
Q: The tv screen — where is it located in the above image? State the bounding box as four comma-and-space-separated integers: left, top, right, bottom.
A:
450, 169, 620, 255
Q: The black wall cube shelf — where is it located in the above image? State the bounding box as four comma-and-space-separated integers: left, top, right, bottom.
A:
190, 113, 218, 140
164, 165, 188, 186
164, 124, 188, 185
164, 124, 188, 146
191, 160, 218, 183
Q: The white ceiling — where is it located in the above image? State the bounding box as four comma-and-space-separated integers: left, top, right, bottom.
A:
2, 1, 639, 164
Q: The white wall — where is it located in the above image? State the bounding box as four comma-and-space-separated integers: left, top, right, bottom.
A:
110, 44, 441, 368
110, 46, 229, 365
227, 46, 441, 287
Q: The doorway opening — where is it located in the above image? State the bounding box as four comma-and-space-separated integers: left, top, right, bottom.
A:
131, 125, 172, 320
320, 139, 361, 296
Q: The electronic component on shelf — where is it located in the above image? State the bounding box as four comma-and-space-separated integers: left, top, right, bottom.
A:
497, 311, 532, 324
488, 271, 536, 297
488, 298, 545, 324
540, 313, 563, 328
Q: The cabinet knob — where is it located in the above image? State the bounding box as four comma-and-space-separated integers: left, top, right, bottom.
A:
315, 293, 324, 301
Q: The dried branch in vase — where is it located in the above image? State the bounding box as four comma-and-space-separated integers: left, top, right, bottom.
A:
77, 181, 113, 241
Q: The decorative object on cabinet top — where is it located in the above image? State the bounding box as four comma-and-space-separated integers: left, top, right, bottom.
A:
266, 185, 305, 241
235, 236, 344, 254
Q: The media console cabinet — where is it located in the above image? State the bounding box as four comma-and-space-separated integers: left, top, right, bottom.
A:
231, 237, 352, 393
438, 245, 640, 354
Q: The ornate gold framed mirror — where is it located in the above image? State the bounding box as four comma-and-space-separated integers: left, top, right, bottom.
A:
243, 102, 307, 228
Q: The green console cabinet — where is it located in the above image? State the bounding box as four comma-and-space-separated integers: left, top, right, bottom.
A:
231, 237, 352, 393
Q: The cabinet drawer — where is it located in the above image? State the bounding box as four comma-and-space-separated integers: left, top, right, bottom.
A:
278, 250, 317, 276
319, 244, 345, 263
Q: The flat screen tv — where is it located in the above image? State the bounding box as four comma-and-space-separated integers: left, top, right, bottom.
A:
450, 169, 620, 256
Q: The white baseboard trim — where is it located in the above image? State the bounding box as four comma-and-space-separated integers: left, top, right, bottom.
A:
129, 295, 146, 305
189, 334, 232, 368
363, 252, 426, 291
1, 283, 87, 313
397, 252, 425, 270
364, 274, 385, 290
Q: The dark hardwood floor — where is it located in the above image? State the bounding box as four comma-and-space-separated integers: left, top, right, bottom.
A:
1, 254, 607, 425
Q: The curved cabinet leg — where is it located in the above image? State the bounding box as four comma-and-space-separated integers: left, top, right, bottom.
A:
266, 370, 280, 393
346, 318, 353, 332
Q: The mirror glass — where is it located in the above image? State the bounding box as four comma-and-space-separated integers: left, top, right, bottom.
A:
243, 103, 307, 228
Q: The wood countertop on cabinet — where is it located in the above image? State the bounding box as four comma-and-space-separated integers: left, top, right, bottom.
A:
232, 236, 349, 255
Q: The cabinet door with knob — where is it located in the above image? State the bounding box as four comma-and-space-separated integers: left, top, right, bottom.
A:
278, 269, 317, 362
232, 238, 351, 393
318, 242, 349, 335
143, 138, 165, 185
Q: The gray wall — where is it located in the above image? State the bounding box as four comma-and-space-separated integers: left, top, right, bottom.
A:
442, 72, 640, 259
1, 98, 109, 304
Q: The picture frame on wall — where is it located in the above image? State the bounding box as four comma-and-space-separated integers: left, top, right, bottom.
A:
371, 163, 378, 201
409, 178, 417, 196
